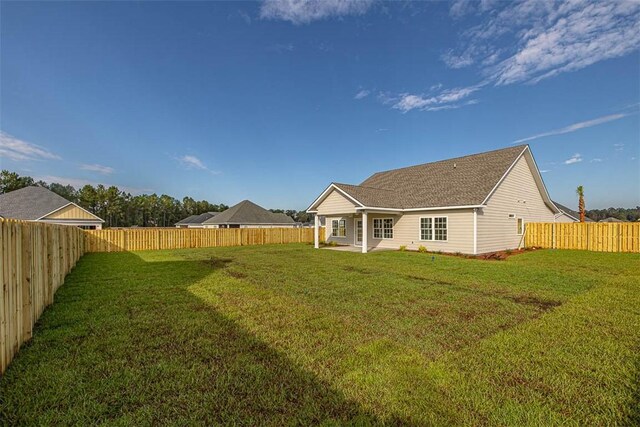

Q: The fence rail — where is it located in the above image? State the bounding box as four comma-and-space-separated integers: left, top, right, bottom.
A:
84, 227, 324, 252
525, 222, 640, 252
0, 220, 85, 374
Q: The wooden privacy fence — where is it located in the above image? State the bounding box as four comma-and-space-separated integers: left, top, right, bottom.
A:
525, 222, 640, 252
84, 227, 325, 252
0, 220, 85, 374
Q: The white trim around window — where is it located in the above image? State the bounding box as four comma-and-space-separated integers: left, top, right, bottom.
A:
372, 217, 394, 239
331, 218, 347, 238
419, 216, 448, 242
517, 217, 524, 235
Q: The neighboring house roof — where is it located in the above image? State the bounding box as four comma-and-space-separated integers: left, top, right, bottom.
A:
553, 201, 594, 222
175, 214, 200, 225
309, 144, 557, 212
175, 212, 219, 225
203, 200, 295, 225
0, 186, 103, 222
600, 217, 624, 223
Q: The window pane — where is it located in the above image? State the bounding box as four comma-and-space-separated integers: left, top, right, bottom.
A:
332, 220, 338, 236
434, 217, 447, 241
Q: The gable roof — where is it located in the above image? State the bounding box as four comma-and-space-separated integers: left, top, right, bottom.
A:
553, 201, 593, 222
175, 212, 219, 225
0, 186, 103, 222
203, 200, 295, 225
309, 145, 557, 211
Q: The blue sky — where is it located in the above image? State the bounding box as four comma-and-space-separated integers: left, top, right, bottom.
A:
1, 0, 639, 210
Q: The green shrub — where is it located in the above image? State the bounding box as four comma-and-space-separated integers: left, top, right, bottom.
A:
505, 249, 513, 255
328, 241, 337, 247
418, 245, 427, 253
399, 245, 407, 252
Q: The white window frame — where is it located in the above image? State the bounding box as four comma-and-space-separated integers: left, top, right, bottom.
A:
419, 216, 448, 242
331, 219, 347, 238
517, 217, 524, 235
373, 217, 394, 240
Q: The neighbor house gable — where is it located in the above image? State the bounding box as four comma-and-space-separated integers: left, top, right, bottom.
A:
40, 203, 104, 222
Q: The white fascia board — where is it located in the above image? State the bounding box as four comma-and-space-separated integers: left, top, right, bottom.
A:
306, 183, 364, 213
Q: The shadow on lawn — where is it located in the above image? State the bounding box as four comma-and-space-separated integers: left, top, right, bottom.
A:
0, 251, 383, 425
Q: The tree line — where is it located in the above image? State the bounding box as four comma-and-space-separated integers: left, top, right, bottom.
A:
1, 170, 312, 227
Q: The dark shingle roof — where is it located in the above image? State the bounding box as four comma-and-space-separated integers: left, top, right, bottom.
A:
175, 212, 219, 225
330, 145, 529, 209
0, 186, 77, 220
553, 201, 593, 222
600, 217, 624, 223
203, 200, 295, 225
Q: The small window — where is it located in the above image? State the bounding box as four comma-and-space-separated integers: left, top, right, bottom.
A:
517, 218, 524, 235
373, 218, 393, 239
420, 217, 447, 241
332, 219, 346, 237
373, 218, 382, 239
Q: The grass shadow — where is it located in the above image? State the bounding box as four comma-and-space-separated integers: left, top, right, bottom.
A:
0, 251, 381, 425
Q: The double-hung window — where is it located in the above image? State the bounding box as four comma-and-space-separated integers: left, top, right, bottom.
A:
517, 218, 524, 235
373, 218, 394, 239
420, 217, 447, 241
332, 219, 346, 237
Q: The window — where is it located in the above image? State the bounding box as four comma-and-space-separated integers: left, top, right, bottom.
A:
420, 217, 447, 241
517, 218, 524, 235
332, 219, 346, 237
373, 218, 393, 239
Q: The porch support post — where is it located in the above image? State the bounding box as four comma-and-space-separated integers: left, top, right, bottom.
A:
473, 208, 477, 255
314, 214, 320, 249
362, 211, 368, 253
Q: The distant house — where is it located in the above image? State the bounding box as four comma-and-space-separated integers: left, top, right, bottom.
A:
201, 200, 296, 228
174, 212, 219, 228
0, 186, 104, 229
553, 201, 593, 223
307, 145, 561, 254
599, 217, 624, 223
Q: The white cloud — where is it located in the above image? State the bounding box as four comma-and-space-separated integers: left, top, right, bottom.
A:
238, 9, 252, 25
445, 1, 640, 85
540, 169, 550, 173
0, 131, 61, 162
564, 153, 582, 165
354, 89, 370, 99
614, 143, 624, 151
392, 84, 483, 112
177, 155, 220, 174
80, 163, 115, 175
512, 113, 630, 144
590, 158, 603, 163
34, 175, 151, 195
260, 0, 374, 24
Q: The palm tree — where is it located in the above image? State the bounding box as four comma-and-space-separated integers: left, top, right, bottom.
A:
576, 185, 585, 222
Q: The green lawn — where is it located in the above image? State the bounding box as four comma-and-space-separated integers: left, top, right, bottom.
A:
1, 245, 639, 425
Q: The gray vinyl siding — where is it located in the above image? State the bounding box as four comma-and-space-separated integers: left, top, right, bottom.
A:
367, 211, 475, 253
316, 190, 358, 215
477, 154, 556, 253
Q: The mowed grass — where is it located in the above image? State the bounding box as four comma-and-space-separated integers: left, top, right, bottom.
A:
1, 245, 639, 425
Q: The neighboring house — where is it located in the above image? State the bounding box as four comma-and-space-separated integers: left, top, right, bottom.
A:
307, 144, 560, 254
553, 201, 594, 223
599, 217, 624, 223
0, 186, 104, 229
201, 200, 296, 228
174, 212, 219, 228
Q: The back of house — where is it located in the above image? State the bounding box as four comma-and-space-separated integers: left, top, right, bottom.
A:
307, 144, 559, 254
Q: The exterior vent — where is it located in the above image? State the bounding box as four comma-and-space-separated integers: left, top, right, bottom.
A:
508, 213, 516, 219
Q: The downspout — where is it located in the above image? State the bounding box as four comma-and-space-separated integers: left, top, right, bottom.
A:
473, 208, 477, 255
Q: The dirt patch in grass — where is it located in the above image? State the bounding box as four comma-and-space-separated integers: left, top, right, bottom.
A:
226, 270, 248, 280
506, 295, 562, 311
202, 257, 233, 269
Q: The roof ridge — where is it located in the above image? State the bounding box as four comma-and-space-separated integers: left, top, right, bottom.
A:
363, 144, 528, 180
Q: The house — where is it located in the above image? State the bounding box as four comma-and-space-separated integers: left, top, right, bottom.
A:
0, 186, 104, 229
201, 200, 296, 228
553, 201, 593, 223
307, 144, 560, 254
174, 212, 219, 228
599, 217, 624, 223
